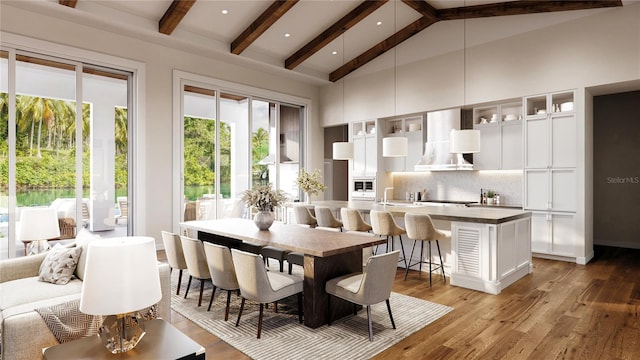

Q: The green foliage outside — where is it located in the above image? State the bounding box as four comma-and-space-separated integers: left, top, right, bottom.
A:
0, 93, 128, 205
1, 92, 272, 204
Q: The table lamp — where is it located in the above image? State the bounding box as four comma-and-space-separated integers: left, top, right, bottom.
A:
19, 207, 61, 255
80, 236, 162, 354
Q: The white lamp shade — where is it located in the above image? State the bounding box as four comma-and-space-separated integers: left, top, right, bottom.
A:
80, 237, 162, 315
382, 137, 408, 157
450, 129, 481, 154
19, 208, 60, 240
332, 142, 353, 160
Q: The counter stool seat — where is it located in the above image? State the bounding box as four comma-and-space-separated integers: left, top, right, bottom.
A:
315, 206, 343, 231
403, 213, 450, 286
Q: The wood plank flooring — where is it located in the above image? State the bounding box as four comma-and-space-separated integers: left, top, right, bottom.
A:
159, 245, 640, 359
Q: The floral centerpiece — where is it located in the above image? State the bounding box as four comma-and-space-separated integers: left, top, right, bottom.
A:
296, 168, 327, 203
241, 184, 287, 230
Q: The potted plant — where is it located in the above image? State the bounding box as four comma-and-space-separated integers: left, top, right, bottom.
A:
486, 190, 495, 205
241, 184, 287, 230
296, 168, 327, 203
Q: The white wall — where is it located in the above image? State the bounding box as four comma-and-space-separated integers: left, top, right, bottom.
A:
0, 4, 322, 242
320, 4, 640, 126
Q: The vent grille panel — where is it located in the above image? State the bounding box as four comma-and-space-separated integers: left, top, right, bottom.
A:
457, 228, 480, 276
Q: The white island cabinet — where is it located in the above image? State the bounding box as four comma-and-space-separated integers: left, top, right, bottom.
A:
450, 216, 531, 295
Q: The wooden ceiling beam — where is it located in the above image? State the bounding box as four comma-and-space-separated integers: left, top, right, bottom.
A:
231, 0, 299, 55
159, 0, 197, 35
59, 0, 78, 8
401, 0, 440, 22
329, 16, 438, 82
437, 0, 623, 20
285, 0, 388, 70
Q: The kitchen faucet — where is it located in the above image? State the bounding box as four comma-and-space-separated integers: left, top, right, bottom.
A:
383, 187, 394, 205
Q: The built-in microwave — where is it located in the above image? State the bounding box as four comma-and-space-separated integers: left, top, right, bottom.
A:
352, 176, 376, 200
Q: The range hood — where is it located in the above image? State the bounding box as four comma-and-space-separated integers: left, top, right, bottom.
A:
414, 108, 474, 171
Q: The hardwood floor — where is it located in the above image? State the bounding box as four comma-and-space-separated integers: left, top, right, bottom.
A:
159, 246, 640, 359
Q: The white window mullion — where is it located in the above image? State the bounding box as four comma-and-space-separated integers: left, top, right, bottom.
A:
7, 48, 17, 257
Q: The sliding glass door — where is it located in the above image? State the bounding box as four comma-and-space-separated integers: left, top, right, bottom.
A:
1, 49, 132, 258
180, 82, 304, 222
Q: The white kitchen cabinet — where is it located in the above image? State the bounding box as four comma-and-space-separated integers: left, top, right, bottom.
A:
472, 101, 522, 170
525, 91, 576, 168
530, 212, 576, 256
524, 90, 581, 262
524, 169, 576, 212
380, 114, 425, 172
352, 120, 377, 176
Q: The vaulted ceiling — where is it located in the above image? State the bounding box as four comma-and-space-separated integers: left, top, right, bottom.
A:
40, 1, 632, 84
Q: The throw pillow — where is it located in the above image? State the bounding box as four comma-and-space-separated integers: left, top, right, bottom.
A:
39, 243, 82, 285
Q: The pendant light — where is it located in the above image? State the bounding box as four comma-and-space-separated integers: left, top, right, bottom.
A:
450, 0, 480, 155
382, 1, 408, 158
333, 32, 353, 161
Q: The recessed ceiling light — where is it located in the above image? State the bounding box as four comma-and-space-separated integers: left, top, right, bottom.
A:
221, 9, 228, 15
376, 21, 382, 26
332, 51, 337, 55
284, 33, 291, 38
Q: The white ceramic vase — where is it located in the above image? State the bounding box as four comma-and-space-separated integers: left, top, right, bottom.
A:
254, 210, 274, 231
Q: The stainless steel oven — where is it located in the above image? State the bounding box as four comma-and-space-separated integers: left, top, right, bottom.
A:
352, 176, 376, 201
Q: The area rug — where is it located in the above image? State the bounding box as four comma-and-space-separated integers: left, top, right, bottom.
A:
170, 267, 453, 360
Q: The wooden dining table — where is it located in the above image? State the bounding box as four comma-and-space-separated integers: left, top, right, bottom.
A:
180, 218, 386, 328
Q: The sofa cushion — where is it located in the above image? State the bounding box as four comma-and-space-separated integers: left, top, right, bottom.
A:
38, 244, 82, 285
1, 276, 83, 311
74, 228, 100, 280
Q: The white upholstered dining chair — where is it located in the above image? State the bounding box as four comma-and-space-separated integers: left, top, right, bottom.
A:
231, 249, 303, 338
325, 250, 400, 341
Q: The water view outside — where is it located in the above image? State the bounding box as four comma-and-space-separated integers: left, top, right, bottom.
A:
15, 188, 128, 207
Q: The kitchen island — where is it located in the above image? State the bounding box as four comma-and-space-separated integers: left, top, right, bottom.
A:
287, 201, 532, 295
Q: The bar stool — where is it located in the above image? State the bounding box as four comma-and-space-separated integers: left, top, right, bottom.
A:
341, 207, 374, 266
340, 208, 372, 232
315, 206, 343, 231
293, 205, 317, 228
403, 213, 450, 286
369, 210, 407, 268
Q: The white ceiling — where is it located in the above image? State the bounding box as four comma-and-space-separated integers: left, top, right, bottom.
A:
4, 0, 639, 85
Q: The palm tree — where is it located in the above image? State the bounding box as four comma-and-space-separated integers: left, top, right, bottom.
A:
16, 95, 73, 157
114, 107, 128, 156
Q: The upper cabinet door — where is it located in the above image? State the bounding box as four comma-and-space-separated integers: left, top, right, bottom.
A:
551, 114, 577, 168
525, 116, 549, 168
501, 122, 522, 170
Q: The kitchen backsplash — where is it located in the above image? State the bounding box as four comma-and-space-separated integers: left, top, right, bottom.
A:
392, 171, 523, 205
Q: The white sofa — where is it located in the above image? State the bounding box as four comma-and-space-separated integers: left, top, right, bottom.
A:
0, 239, 171, 360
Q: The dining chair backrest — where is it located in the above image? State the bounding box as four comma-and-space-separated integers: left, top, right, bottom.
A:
359, 250, 400, 305
294, 206, 317, 227
404, 213, 449, 241
203, 242, 239, 291
230, 249, 275, 303
315, 206, 342, 229
370, 210, 404, 236
340, 208, 372, 232
161, 231, 187, 270
180, 236, 211, 279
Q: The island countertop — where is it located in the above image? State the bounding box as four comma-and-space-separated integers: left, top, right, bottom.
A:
288, 200, 530, 225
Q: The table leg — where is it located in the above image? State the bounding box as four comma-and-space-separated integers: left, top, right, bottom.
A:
303, 250, 362, 328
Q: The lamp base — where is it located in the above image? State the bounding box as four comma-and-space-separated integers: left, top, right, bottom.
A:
98, 313, 146, 354
26, 239, 51, 255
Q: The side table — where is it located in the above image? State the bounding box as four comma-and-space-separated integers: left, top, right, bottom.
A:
43, 318, 205, 359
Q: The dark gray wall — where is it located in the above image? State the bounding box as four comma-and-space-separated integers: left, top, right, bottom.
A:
594, 91, 640, 248
323, 125, 349, 201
